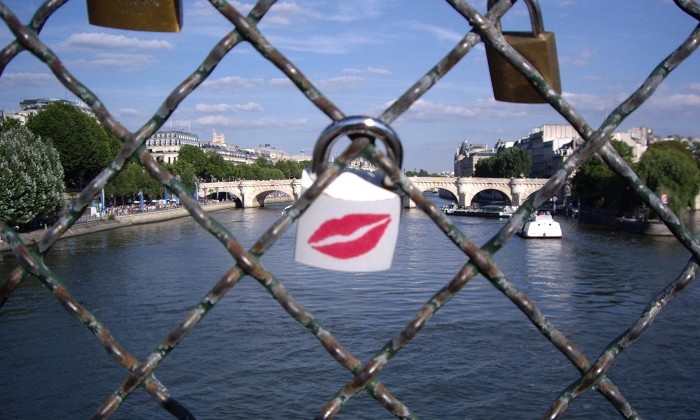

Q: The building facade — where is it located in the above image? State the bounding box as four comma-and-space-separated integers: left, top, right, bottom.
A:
502, 124, 582, 178
454, 140, 495, 177
145, 130, 201, 164
611, 126, 655, 161
3, 98, 95, 124
200, 130, 254, 164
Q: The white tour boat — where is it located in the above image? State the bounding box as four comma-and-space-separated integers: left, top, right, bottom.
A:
519, 211, 562, 239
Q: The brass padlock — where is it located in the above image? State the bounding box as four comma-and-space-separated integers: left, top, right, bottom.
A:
485, 0, 562, 103
87, 0, 182, 32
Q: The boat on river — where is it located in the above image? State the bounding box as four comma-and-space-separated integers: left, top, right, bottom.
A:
442, 203, 517, 218
518, 211, 562, 239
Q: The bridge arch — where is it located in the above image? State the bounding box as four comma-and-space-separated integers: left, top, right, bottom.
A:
465, 187, 513, 206
247, 189, 296, 208
199, 179, 302, 208
203, 190, 243, 207
404, 177, 459, 208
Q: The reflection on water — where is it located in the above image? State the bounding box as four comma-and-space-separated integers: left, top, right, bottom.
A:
1, 201, 699, 418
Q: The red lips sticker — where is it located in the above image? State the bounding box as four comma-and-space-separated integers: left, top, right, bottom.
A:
308, 213, 391, 259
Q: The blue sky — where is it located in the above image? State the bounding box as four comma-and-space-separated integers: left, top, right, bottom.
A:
1, 1, 698, 172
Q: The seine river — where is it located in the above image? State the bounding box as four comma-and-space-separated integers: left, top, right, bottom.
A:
1, 197, 699, 419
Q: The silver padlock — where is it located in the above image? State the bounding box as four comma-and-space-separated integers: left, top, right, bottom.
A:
295, 116, 403, 272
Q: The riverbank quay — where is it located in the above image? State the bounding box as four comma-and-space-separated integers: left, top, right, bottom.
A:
0, 201, 238, 253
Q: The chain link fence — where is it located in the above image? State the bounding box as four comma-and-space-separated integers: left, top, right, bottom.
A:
1, 1, 699, 418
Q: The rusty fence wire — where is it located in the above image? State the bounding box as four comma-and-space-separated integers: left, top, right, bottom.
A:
1, 0, 700, 418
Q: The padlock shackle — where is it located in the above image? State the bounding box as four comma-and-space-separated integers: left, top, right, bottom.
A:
312, 116, 403, 175
487, 0, 544, 36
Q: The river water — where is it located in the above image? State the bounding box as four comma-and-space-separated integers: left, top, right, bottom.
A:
1, 197, 699, 419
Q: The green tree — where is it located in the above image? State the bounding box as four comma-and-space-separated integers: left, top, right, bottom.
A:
106, 162, 162, 205
493, 147, 532, 178
167, 159, 197, 195
26, 102, 120, 189
572, 140, 639, 212
405, 168, 439, 177
178, 144, 208, 179
637, 141, 700, 217
0, 126, 65, 224
689, 141, 700, 164
474, 148, 532, 178
273, 159, 308, 178
474, 158, 495, 177
254, 156, 272, 168
0, 117, 21, 132
205, 151, 230, 181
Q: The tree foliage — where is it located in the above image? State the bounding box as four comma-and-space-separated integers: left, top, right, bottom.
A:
105, 162, 162, 205
637, 140, 700, 217
167, 159, 197, 195
475, 147, 532, 178
26, 103, 120, 189
0, 125, 65, 224
178, 144, 209, 178
571, 139, 638, 213
405, 169, 433, 177
474, 158, 495, 177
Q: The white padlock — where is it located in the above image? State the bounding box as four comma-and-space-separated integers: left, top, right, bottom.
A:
294, 117, 403, 272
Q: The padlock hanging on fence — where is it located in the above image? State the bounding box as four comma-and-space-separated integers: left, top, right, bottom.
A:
485, 0, 562, 103
294, 116, 404, 272
87, 0, 183, 32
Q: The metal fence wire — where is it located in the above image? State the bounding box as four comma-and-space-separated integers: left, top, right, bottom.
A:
1, 0, 700, 418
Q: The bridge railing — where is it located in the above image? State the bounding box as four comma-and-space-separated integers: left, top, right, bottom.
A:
1, 1, 699, 418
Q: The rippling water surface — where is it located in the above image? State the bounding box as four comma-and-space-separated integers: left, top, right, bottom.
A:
1, 198, 699, 419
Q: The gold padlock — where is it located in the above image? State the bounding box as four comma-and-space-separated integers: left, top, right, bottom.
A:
485, 0, 562, 103
87, 0, 182, 32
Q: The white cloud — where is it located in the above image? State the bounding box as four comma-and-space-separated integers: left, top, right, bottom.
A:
190, 0, 219, 16
61, 32, 174, 51
562, 91, 613, 112
195, 102, 264, 113
316, 75, 364, 91
413, 23, 464, 43
404, 98, 526, 121
265, 2, 322, 25
90, 53, 158, 71
270, 32, 379, 54
195, 115, 308, 128
561, 48, 594, 67
326, 0, 383, 22
343, 67, 392, 76
201, 76, 262, 89
268, 77, 293, 87
0, 72, 54, 86
657, 92, 700, 107
116, 107, 140, 117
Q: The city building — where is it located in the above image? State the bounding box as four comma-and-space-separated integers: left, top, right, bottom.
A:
453, 139, 495, 177
289, 150, 312, 163
200, 130, 254, 164
243, 143, 291, 163
503, 124, 582, 178
611, 126, 655, 161
145, 130, 201, 164
3, 98, 95, 124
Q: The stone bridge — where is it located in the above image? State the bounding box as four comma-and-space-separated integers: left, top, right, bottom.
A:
198, 177, 549, 208
405, 177, 549, 208
199, 179, 302, 208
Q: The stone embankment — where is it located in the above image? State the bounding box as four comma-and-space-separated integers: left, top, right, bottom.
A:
1, 202, 238, 253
